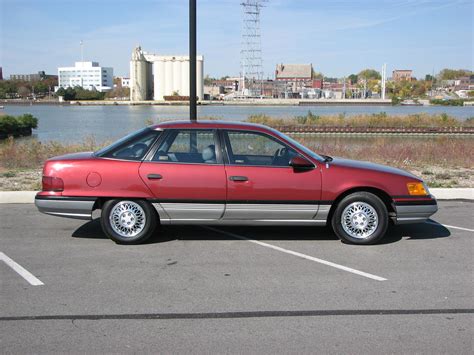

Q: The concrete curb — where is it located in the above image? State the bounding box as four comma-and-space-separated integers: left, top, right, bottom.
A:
0, 191, 37, 204
0, 188, 472, 204
430, 188, 474, 201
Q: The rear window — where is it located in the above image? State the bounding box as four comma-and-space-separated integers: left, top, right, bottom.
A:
95, 128, 160, 161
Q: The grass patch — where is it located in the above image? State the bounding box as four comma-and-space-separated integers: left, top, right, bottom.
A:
434, 173, 452, 180
1, 171, 16, 178
247, 112, 474, 128
0, 136, 105, 169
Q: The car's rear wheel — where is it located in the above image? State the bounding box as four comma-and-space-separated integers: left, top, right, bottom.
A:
101, 199, 157, 244
331, 192, 388, 245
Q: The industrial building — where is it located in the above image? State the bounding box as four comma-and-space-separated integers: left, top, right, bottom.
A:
275, 64, 313, 82
274, 63, 319, 98
56, 61, 113, 92
130, 46, 204, 101
10, 71, 56, 82
392, 69, 413, 82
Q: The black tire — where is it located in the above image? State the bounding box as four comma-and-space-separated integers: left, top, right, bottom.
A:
100, 199, 158, 244
331, 192, 388, 245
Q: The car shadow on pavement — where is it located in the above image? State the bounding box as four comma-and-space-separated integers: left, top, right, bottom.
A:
72, 219, 451, 245
381, 220, 451, 244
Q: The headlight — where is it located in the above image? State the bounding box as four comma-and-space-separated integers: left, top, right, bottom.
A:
406, 182, 429, 196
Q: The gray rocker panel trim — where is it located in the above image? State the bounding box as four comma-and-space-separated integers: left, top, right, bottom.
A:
153, 202, 332, 225
159, 218, 327, 226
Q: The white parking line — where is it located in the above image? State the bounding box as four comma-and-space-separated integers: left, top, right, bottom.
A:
427, 221, 474, 233
203, 227, 387, 282
0, 252, 44, 286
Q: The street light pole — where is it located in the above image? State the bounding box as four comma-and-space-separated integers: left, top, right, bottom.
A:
189, 0, 197, 121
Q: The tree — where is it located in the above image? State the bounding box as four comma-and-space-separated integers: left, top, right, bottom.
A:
311, 69, 324, 80
33, 81, 49, 94
17, 86, 31, 99
348, 74, 358, 85
105, 86, 130, 99
358, 69, 381, 81
425, 74, 434, 82
56, 87, 65, 97
438, 68, 472, 80
204, 75, 215, 85
64, 87, 76, 100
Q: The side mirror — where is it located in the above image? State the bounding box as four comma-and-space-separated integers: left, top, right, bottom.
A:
289, 155, 314, 170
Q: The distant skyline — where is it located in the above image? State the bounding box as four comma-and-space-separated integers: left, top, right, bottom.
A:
0, 0, 472, 79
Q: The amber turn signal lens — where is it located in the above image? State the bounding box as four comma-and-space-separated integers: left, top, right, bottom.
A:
407, 182, 428, 196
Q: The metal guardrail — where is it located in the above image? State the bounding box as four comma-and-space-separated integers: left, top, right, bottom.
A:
276, 126, 474, 134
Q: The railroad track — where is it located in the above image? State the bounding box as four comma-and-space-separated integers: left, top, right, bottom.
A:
277, 126, 474, 135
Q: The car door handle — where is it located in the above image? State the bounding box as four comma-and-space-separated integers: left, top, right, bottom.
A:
147, 174, 163, 180
229, 176, 248, 182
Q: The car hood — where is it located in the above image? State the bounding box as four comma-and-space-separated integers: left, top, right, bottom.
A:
329, 157, 420, 180
48, 152, 95, 161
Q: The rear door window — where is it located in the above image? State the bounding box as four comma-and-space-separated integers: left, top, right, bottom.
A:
97, 128, 160, 161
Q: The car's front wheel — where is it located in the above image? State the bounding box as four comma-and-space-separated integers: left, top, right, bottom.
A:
101, 199, 157, 244
331, 192, 388, 245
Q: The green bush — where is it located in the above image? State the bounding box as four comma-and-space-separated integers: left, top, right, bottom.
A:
17, 114, 38, 129
295, 111, 321, 125
430, 98, 464, 106
55, 86, 105, 100
0, 114, 39, 136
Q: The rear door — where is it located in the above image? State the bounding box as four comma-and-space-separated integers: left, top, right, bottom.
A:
139, 129, 227, 222
221, 129, 322, 221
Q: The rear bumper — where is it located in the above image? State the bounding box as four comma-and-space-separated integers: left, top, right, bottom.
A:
35, 195, 96, 220
393, 197, 438, 224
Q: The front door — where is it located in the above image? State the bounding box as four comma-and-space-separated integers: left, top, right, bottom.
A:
139, 129, 226, 222
221, 130, 322, 220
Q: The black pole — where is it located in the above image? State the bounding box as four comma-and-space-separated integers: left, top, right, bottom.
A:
189, 0, 197, 121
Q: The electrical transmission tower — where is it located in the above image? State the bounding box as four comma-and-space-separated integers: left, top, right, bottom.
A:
240, 0, 267, 97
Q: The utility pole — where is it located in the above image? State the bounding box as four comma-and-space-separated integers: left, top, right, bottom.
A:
189, 0, 197, 121
342, 76, 346, 99
381, 63, 386, 100
80, 40, 84, 62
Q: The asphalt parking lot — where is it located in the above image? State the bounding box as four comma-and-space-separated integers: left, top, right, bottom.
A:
1, 201, 473, 353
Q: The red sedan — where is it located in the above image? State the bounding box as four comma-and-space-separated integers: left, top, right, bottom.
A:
35, 121, 437, 245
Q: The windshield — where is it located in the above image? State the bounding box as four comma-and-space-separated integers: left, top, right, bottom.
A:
271, 128, 324, 162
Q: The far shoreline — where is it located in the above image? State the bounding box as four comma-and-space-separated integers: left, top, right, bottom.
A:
2, 98, 474, 108
2, 98, 394, 106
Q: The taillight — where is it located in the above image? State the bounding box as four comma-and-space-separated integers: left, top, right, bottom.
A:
42, 176, 64, 192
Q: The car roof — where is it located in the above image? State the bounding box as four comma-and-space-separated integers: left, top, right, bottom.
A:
151, 120, 272, 132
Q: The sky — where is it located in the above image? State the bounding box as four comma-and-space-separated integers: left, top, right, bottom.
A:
0, 0, 473, 79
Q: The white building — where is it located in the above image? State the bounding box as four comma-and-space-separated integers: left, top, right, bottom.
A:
57, 61, 113, 92
130, 46, 204, 101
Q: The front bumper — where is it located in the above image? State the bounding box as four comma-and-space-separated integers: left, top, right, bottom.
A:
35, 195, 96, 220
393, 196, 438, 224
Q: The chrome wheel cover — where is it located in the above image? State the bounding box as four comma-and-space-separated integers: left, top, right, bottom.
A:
109, 201, 146, 238
341, 202, 378, 239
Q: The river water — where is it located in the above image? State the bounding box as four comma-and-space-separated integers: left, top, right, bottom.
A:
3, 104, 473, 143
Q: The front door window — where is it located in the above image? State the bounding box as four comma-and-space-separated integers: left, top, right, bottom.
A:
153, 129, 218, 164
224, 130, 298, 167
